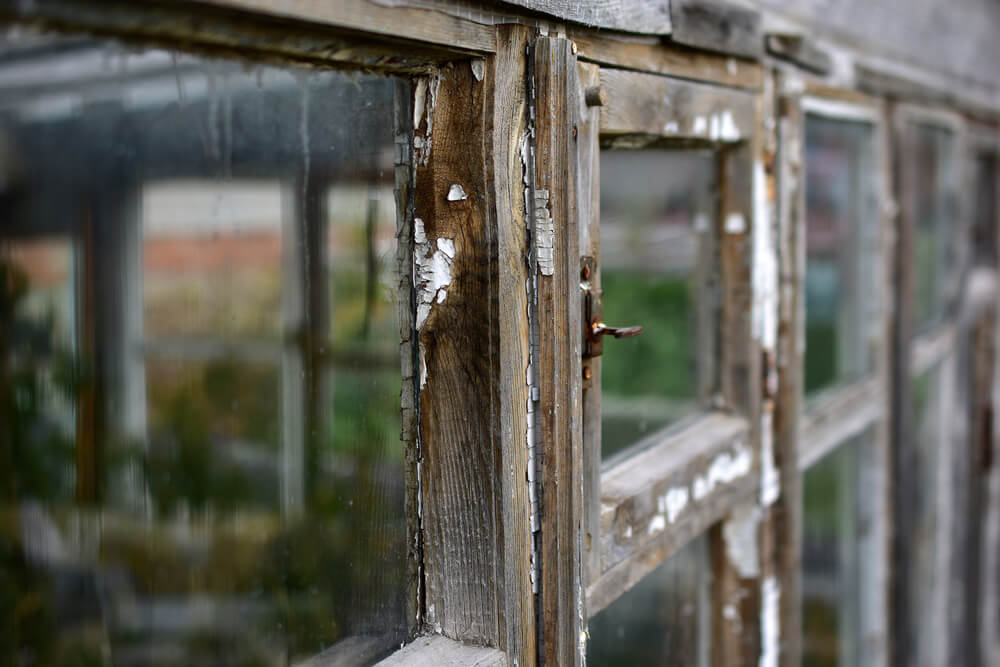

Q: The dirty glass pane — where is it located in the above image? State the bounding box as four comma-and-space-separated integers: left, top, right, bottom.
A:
587, 534, 711, 666
0, 30, 408, 666
801, 432, 870, 667
803, 116, 877, 396
909, 123, 957, 331
972, 153, 997, 266
600, 150, 716, 459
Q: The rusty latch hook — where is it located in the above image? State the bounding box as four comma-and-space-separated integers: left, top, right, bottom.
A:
589, 320, 643, 340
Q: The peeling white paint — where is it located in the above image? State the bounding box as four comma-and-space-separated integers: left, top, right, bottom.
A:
692, 115, 707, 135
723, 604, 738, 621
760, 407, 780, 506
624, 524, 633, 539
447, 183, 468, 201
718, 110, 741, 141
658, 486, 690, 523
692, 441, 752, 501
534, 189, 555, 276
752, 158, 778, 352
419, 342, 428, 389
471, 58, 485, 82
413, 74, 441, 166
759, 576, 780, 667
724, 212, 746, 234
663, 121, 679, 134
647, 514, 667, 536
726, 58, 738, 76
413, 218, 456, 329
412, 78, 427, 130
723, 506, 761, 578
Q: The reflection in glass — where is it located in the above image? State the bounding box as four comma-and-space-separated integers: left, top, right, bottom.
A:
909, 123, 957, 331
0, 31, 407, 665
801, 432, 869, 667
587, 535, 710, 666
803, 116, 877, 395
599, 150, 716, 459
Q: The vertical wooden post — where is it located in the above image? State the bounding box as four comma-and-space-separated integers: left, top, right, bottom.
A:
533, 35, 586, 667
413, 25, 537, 666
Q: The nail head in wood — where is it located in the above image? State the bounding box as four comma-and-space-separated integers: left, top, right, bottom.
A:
571, 41, 578, 55
585, 85, 607, 107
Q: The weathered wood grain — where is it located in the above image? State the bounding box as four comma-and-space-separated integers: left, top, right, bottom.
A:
599, 68, 755, 144
374, 634, 506, 666
493, 0, 671, 35
0, 0, 489, 73
570, 31, 763, 90
533, 35, 586, 667
576, 60, 603, 588
414, 34, 536, 664
669, 0, 763, 60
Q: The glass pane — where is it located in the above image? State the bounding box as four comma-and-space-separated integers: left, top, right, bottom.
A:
972, 153, 997, 266
587, 535, 711, 666
0, 31, 408, 665
600, 150, 716, 459
801, 431, 872, 666
803, 116, 877, 396
909, 123, 957, 331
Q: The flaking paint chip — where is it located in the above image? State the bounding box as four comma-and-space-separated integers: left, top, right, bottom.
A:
447, 183, 468, 201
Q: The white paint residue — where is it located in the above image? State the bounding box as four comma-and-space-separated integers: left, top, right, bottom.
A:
663, 121, 679, 133
447, 184, 468, 201
659, 486, 690, 523
724, 212, 746, 234
471, 58, 485, 82
419, 343, 428, 389
760, 407, 780, 506
692, 441, 752, 501
413, 74, 441, 166
534, 189, 555, 276
723, 506, 761, 578
624, 525, 632, 539
723, 604, 738, 621
709, 113, 721, 140
692, 116, 707, 135
752, 159, 778, 352
413, 218, 456, 329
727, 58, 738, 76
760, 576, 780, 667
647, 515, 667, 536
412, 78, 428, 130
719, 110, 741, 141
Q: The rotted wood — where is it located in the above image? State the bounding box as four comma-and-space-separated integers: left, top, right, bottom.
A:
669, 0, 763, 60
569, 31, 762, 90
533, 35, 586, 667
599, 68, 755, 145
588, 414, 755, 616
413, 29, 536, 665
577, 59, 603, 588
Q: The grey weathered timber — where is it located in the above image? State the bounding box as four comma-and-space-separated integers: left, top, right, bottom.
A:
711, 139, 762, 667
576, 60, 603, 589
765, 34, 831, 75
798, 379, 883, 470
669, 0, 763, 60
374, 635, 506, 667
0, 0, 492, 73
767, 68, 803, 667
599, 68, 756, 144
533, 35, 586, 667
912, 325, 957, 377
414, 30, 536, 664
570, 31, 763, 90
493, 0, 671, 35
588, 414, 755, 617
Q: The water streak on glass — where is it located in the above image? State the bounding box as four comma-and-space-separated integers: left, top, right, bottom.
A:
801, 432, 869, 667
599, 150, 716, 459
0, 31, 408, 666
587, 535, 711, 666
